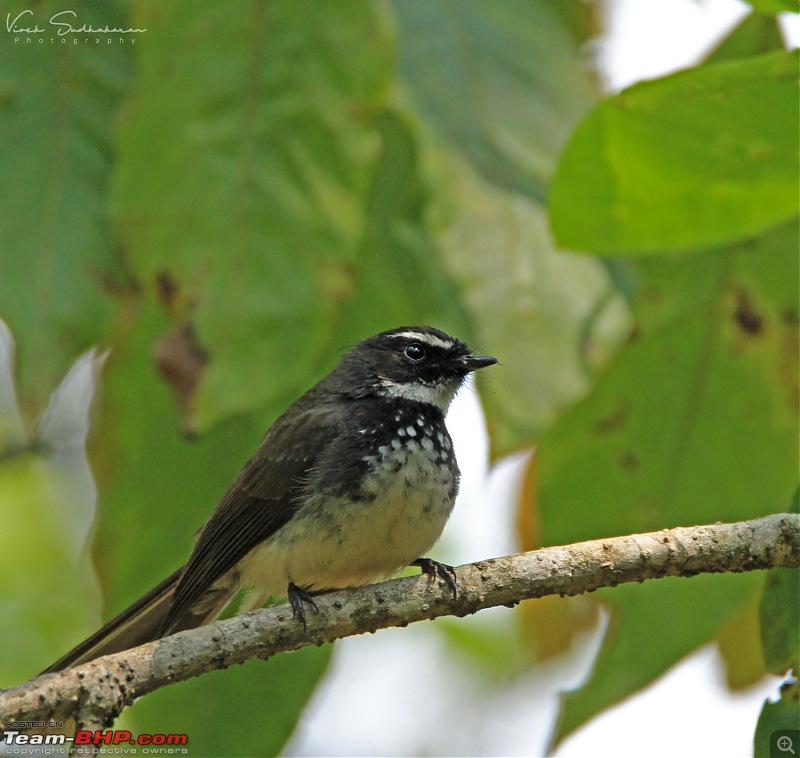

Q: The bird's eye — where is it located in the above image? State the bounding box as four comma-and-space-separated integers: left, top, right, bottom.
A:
404, 343, 426, 361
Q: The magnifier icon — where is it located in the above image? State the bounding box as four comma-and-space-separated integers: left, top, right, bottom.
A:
778, 736, 796, 754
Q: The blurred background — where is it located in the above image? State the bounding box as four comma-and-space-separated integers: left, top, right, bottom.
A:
1, 0, 797, 756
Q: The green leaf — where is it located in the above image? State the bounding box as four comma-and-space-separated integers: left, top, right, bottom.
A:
333, 110, 470, 342
113, 0, 395, 432
393, 0, 598, 202
754, 680, 800, 758
760, 489, 800, 675
745, 0, 799, 14
131, 648, 331, 757
0, 0, 131, 413
717, 585, 768, 689
706, 11, 786, 62
549, 51, 800, 254
539, 222, 799, 742
431, 154, 631, 456
760, 567, 800, 674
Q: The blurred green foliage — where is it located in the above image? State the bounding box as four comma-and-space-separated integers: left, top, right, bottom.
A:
550, 50, 799, 254
0, 1, 796, 755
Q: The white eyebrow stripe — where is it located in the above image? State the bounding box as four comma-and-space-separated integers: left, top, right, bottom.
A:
390, 331, 455, 350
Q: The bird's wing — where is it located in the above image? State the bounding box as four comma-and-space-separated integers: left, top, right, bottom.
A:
161, 402, 342, 634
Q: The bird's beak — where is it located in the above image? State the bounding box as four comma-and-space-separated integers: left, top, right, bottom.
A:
459, 354, 498, 371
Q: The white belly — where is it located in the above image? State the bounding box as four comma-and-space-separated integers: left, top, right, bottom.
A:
237, 444, 458, 609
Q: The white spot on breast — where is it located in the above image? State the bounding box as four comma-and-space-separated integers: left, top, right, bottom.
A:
421, 436, 434, 451
398, 427, 406, 437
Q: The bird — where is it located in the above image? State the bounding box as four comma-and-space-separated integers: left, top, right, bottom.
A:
42, 326, 497, 674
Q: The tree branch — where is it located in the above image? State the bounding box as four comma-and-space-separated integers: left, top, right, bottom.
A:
3, 513, 798, 731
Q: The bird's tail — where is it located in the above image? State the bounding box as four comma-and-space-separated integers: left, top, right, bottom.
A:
41, 569, 184, 674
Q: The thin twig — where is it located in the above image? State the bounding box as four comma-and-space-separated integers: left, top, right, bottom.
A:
1, 513, 797, 730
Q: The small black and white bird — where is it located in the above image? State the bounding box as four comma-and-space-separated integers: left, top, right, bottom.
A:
43, 326, 497, 673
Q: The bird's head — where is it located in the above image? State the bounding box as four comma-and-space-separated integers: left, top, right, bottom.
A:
337, 326, 497, 411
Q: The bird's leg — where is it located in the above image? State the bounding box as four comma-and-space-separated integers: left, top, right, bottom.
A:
412, 558, 458, 598
288, 582, 319, 629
